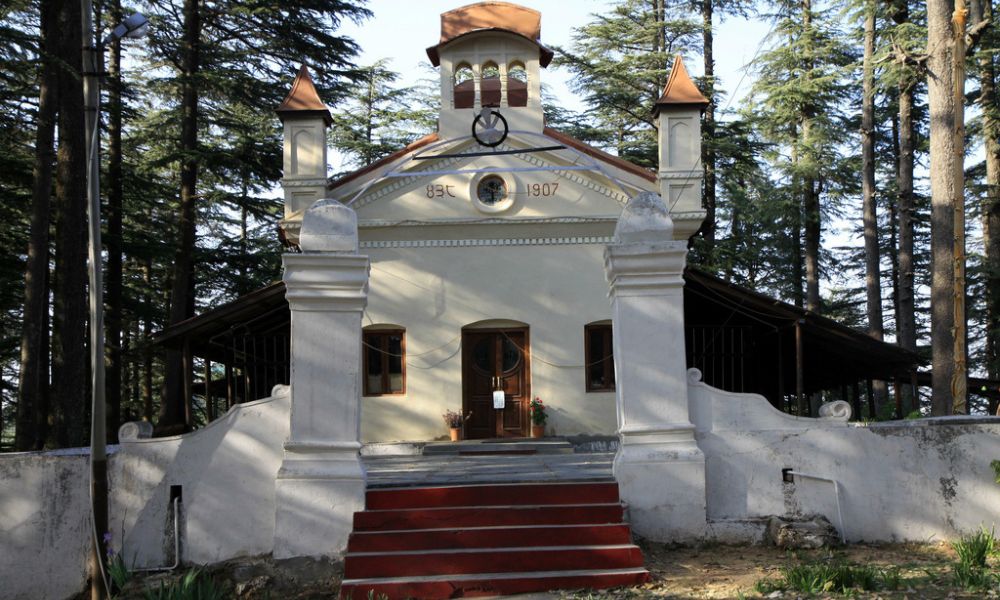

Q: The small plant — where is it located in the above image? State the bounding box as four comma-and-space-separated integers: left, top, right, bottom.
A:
952, 527, 996, 570
950, 527, 998, 590
442, 409, 470, 428
755, 561, 891, 595
143, 569, 224, 600
529, 397, 547, 426
991, 459, 1000, 484
104, 532, 131, 596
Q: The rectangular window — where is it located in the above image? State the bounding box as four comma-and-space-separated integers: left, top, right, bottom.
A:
363, 330, 405, 396
585, 324, 615, 392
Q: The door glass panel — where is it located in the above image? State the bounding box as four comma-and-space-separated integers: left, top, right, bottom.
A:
472, 337, 492, 373
501, 337, 521, 372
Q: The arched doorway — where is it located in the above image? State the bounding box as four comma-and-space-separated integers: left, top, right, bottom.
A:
462, 321, 530, 439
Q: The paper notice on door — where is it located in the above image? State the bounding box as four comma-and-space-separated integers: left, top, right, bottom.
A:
493, 390, 505, 409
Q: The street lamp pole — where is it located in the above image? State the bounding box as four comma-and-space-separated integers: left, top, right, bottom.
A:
81, 3, 147, 596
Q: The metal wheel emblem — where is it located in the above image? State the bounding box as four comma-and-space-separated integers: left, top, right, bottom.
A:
472, 107, 508, 147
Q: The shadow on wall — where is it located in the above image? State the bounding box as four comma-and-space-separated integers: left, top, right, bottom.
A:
110, 386, 291, 568
691, 370, 1000, 542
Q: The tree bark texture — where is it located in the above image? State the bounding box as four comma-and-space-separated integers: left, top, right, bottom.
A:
106, 0, 123, 442
801, 0, 821, 314
51, 0, 89, 447
16, 0, 58, 451
161, 0, 200, 430
862, 2, 884, 342
926, 0, 958, 416
699, 0, 717, 254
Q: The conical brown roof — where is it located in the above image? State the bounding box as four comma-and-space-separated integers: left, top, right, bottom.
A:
654, 55, 709, 114
276, 65, 332, 125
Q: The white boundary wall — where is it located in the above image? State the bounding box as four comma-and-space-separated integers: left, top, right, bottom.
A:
0, 387, 290, 600
689, 369, 1000, 542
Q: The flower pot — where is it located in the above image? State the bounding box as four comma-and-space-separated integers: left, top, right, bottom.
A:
449, 427, 461, 442
531, 424, 544, 438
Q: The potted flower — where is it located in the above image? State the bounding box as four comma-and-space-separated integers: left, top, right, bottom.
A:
529, 397, 547, 438
443, 409, 471, 442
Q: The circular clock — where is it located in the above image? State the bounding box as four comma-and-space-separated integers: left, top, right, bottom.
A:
476, 175, 507, 206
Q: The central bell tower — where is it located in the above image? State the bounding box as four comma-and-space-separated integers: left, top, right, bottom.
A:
426, 2, 552, 138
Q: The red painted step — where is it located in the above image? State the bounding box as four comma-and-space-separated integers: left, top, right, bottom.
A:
340, 568, 651, 600
344, 545, 645, 579
340, 481, 650, 599
366, 481, 620, 510
354, 503, 624, 531
347, 523, 632, 552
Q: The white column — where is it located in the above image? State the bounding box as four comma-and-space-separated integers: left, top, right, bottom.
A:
604, 192, 706, 542
274, 200, 369, 559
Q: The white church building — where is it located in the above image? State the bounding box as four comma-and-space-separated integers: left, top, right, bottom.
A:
2, 4, 999, 599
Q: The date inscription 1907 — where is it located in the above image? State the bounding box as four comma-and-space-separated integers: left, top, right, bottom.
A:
527, 182, 559, 197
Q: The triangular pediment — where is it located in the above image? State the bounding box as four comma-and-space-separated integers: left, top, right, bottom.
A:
328, 130, 657, 226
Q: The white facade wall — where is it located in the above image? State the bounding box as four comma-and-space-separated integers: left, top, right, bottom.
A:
362, 241, 617, 442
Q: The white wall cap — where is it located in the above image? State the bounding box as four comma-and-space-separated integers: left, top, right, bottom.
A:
614, 191, 675, 243
299, 199, 359, 252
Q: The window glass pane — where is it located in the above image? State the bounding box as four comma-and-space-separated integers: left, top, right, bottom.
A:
365, 335, 383, 394
388, 334, 403, 392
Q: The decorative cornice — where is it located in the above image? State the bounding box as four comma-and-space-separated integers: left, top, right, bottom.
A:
282, 178, 328, 188
360, 236, 614, 249
358, 215, 619, 228
282, 253, 370, 311
604, 241, 689, 296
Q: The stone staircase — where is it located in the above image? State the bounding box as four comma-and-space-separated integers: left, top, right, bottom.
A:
339, 481, 650, 599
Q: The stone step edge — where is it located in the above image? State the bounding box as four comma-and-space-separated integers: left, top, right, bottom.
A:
346, 543, 641, 558
366, 476, 614, 489
366, 480, 617, 493
350, 522, 628, 535
359, 502, 623, 514
340, 567, 650, 587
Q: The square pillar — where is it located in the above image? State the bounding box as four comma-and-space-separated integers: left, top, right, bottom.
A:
605, 192, 706, 542
274, 200, 369, 559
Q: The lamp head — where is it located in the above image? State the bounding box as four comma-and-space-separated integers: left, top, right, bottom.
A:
106, 13, 148, 44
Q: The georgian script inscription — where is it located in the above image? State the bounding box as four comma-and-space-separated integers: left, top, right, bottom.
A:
526, 182, 559, 197
426, 184, 456, 198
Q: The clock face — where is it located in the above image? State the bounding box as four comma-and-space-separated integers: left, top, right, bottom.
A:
476, 175, 507, 206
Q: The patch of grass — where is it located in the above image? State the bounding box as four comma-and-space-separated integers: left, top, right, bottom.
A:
143, 569, 224, 600
754, 561, 906, 596
950, 527, 999, 590
992, 459, 1000, 485
952, 527, 996, 570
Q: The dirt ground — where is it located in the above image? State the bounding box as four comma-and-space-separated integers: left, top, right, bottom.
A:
110, 542, 999, 599
557, 542, 1000, 600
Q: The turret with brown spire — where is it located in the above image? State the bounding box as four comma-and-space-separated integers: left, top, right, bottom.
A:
654, 56, 707, 239
277, 65, 331, 232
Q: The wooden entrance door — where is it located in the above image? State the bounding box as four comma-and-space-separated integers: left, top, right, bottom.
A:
462, 328, 530, 439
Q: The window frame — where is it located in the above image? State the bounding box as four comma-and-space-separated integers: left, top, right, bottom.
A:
584, 323, 615, 392
362, 328, 406, 396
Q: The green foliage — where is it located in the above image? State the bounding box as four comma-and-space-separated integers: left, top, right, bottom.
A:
143, 569, 224, 600
952, 527, 996, 570
991, 460, 1000, 484
330, 59, 437, 170
553, 0, 700, 167
950, 528, 999, 590
755, 561, 902, 595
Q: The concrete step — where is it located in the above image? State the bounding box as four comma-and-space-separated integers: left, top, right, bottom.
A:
421, 439, 574, 455
365, 481, 620, 510
353, 503, 624, 532
344, 544, 646, 579
340, 480, 649, 599
339, 567, 651, 600
347, 523, 634, 552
